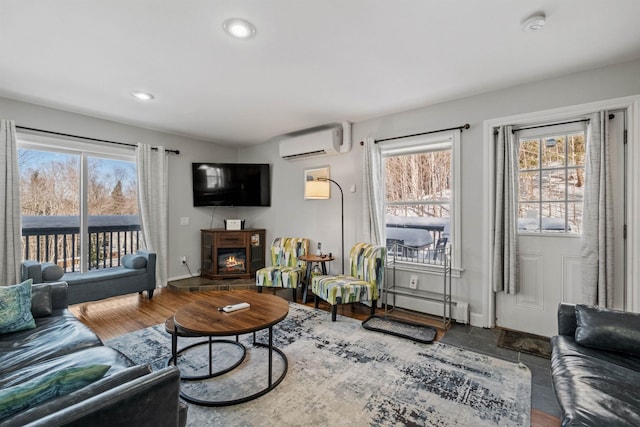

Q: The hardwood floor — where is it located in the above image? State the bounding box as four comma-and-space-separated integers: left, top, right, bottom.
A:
69, 286, 559, 426
69, 287, 446, 341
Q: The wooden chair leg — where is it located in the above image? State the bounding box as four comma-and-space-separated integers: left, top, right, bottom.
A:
314, 296, 319, 309
292, 289, 297, 301
257, 287, 263, 293
370, 300, 377, 315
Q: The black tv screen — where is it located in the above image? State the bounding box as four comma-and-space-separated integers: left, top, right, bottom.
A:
192, 163, 271, 207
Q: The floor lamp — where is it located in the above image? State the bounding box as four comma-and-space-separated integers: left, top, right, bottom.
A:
305, 177, 344, 274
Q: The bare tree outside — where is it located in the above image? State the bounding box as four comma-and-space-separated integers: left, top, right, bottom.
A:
384, 150, 451, 218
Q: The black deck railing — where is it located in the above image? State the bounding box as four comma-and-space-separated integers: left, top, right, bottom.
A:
21, 215, 142, 272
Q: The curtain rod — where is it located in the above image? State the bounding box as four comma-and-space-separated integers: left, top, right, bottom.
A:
15, 125, 180, 155
359, 123, 470, 146
501, 113, 615, 135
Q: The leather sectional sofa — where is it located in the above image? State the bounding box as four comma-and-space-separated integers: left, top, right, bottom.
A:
551, 303, 640, 426
0, 281, 186, 426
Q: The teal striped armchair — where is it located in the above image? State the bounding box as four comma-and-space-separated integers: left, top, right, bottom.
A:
311, 242, 386, 321
256, 237, 309, 301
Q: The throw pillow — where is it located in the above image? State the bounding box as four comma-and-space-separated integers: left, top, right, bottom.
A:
575, 304, 640, 355
0, 280, 36, 334
41, 263, 64, 282
30, 284, 53, 318
0, 364, 110, 420
121, 254, 147, 269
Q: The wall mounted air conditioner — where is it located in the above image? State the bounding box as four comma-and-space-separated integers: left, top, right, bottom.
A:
278, 122, 352, 160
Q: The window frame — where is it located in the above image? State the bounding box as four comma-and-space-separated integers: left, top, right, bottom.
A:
17, 132, 137, 273
380, 130, 461, 272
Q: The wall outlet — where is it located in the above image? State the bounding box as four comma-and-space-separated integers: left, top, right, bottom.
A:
409, 275, 418, 289
180, 256, 187, 264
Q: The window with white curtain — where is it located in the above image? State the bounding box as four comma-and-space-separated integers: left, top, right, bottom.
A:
381, 130, 461, 270
17, 133, 139, 272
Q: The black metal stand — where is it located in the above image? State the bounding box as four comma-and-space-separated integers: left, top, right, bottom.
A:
318, 177, 344, 274
170, 326, 288, 407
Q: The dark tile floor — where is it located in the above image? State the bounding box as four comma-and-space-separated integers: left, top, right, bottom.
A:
439, 322, 561, 418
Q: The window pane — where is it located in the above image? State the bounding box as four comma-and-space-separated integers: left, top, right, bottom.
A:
519, 171, 539, 201
518, 203, 540, 231
383, 139, 454, 266
567, 134, 586, 167
567, 202, 583, 234
519, 139, 539, 170
541, 136, 565, 168
541, 170, 566, 201
541, 202, 568, 232
384, 150, 451, 203
19, 148, 80, 270
567, 168, 584, 200
385, 204, 450, 259
87, 157, 140, 269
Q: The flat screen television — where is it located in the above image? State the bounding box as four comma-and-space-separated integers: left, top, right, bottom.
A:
192, 163, 271, 207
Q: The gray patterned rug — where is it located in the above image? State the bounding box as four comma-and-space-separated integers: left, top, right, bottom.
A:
106, 303, 531, 426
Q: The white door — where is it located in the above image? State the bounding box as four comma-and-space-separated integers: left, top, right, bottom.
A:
496, 115, 626, 337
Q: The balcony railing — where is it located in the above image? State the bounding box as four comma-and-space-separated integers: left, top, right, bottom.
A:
21, 215, 142, 272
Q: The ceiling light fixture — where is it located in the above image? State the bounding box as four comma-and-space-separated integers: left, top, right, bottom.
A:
131, 91, 155, 101
222, 18, 256, 39
522, 14, 546, 32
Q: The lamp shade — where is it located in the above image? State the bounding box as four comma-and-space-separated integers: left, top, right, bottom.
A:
305, 180, 330, 199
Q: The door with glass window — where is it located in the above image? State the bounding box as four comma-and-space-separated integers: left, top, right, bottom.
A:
496, 118, 626, 337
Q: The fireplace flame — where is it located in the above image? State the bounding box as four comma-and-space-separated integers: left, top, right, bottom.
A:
225, 256, 245, 269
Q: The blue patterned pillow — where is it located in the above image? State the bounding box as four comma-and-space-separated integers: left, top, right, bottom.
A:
0, 364, 110, 420
0, 279, 36, 334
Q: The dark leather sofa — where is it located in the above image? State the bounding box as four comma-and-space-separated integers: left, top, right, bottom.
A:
0, 281, 186, 426
551, 303, 640, 426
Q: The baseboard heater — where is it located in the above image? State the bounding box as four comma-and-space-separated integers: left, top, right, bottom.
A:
389, 294, 469, 324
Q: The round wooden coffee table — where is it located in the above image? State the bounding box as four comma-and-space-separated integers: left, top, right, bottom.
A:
169, 290, 289, 406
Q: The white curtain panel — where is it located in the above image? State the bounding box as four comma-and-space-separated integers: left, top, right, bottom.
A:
0, 120, 22, 285
492, 126, 519, 294
362, 137, 385, 245
582, 112, 614, 307
136, 143, 168, 288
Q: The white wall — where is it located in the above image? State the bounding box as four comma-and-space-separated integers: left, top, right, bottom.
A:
239, 58, 640, 326
0, 96, 238, 281
4, 57, 640, 320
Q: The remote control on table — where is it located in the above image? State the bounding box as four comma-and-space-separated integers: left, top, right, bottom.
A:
222, 302, 250, 313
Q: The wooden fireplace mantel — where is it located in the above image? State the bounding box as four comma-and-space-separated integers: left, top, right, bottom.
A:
200, 229, 266, 280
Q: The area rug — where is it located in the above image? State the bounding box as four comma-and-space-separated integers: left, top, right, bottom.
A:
106, 303, 531, 426
362, 314, 437, 344
497, 329, 552, 359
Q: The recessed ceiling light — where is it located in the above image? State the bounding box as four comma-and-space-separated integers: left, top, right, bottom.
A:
131, 91, 155, 101
222, 18, 256, 39
522, 14, 546, 32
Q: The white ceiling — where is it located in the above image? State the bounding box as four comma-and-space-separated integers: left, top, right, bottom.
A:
2, 0, 640, 146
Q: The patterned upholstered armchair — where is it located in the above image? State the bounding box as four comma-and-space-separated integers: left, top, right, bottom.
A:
256, 237, 309, 301
311, 242, 386, 321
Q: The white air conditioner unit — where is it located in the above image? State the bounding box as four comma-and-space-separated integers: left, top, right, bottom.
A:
278, 122, 351, 160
